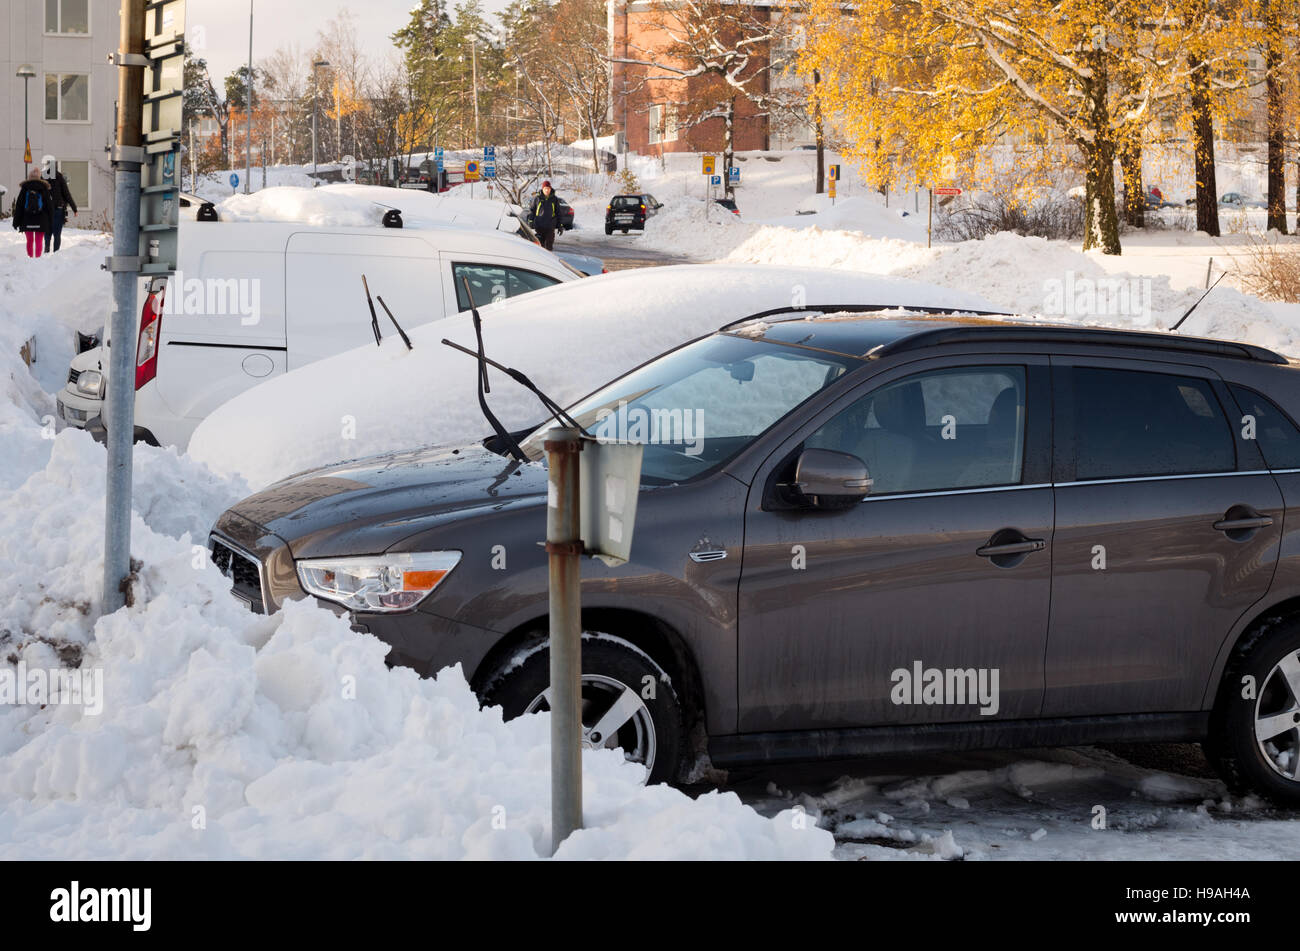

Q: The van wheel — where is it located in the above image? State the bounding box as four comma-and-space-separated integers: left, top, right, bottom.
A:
604, 225, 613, 235
482, 632, 683, 785
1206, 617, 1300, 805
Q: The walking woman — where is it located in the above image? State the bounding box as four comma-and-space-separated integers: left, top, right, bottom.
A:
12, 167, 53, 259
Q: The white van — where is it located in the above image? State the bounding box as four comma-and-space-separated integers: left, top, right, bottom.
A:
60, 215, 577, 449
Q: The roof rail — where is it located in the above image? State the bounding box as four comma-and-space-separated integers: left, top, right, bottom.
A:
717, 303, 1015, 334
870, 326, 1288, 364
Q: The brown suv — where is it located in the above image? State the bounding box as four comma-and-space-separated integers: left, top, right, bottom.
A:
210, 309, 1300, 801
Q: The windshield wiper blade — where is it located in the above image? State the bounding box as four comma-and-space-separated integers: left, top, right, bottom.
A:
440, 338, 586, 435
376, 295, 413, 351
361, 275, 383, 347
455, 277, 527, 463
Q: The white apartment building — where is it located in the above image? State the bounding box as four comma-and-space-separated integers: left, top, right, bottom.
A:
2, 0, 120, 218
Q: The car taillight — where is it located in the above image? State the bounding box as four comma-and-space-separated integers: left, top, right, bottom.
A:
640, 204, 646, 212
135, 290, 162, 390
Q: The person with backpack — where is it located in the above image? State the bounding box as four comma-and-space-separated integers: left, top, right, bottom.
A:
41, 158, 78, 253
526, 180, 564, 251
12, 168, 53, 259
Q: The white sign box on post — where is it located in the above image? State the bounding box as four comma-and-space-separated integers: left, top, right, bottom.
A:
579, 439, 644, 567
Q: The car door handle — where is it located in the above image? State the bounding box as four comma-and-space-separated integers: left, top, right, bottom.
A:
1213, 515, 1273, 532
976, 538, 1045, 557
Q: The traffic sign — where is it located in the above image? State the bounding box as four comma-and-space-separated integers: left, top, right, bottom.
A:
932, 186, 963, 196
229, 173, 239, 189
710, 175, 721, 187
465, 160, 481, 182
24, 139, 31, 164
483, 162, 497, 180
829, 164, 840, 181
702, 155, 716, 175
728, 166, 740, 184
484, 145, 496, 160
828, 178, 837, 198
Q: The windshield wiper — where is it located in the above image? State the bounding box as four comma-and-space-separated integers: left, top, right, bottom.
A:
449, 278, 528, 463
441, 338, 585, 435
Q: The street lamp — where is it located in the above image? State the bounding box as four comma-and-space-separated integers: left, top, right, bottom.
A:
16, 64, 36, 176
311, 59, 330, 174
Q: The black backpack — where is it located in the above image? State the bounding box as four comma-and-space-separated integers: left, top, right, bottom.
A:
24, 186, 44, 218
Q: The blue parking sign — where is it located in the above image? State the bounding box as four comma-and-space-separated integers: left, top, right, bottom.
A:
728, 166, 740, 183
710, 175, 721, 187
230, 173, 239, 188
484, 145, 496, 160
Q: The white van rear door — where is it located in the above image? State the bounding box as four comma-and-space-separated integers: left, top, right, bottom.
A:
286, 232, 445, 367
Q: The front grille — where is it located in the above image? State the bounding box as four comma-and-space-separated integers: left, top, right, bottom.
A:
68, 369, 81, 386
210, 536, 266, 614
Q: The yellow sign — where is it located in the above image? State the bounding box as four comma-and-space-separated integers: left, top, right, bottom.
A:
828, 178, 837, 198
702, 155, 716, 176
24, 139, 32, 164
465, 160, 481, 182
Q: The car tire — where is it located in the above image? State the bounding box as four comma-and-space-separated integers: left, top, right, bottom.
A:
1206, 616, 1300, 805
482, 632, 683, 785
621, 228, 629, 234
605, 225, 613, 235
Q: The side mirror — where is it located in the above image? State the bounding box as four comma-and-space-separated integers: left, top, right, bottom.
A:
793, 448, 872, 509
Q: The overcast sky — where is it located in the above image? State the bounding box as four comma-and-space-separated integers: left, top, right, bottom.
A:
190, 0, 511, 87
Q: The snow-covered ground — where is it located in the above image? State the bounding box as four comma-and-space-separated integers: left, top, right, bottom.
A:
0, 230, 830, 860
6, 148, 1300, 859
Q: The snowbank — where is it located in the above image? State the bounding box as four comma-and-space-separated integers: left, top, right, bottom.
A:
0, 230, 837, 860
188, 265, 997, 490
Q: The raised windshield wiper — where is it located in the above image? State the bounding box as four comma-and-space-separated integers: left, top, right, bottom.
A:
361, 275, 414, 351
441, 280, 587, 462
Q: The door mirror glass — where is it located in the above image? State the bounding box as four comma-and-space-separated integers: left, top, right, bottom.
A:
794, 448, 872, 509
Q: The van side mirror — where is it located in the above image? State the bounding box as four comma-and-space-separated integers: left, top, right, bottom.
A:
793, 448, 872, 509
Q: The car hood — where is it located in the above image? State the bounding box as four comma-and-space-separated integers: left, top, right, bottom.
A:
225, 442, 548, 559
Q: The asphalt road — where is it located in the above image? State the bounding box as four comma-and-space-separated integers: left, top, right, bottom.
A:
557, 228, 689, 271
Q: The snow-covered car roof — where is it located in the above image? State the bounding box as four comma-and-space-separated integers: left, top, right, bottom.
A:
188, 265, 996, 489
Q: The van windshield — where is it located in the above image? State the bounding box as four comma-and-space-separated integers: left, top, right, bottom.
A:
517, 335, 860, 484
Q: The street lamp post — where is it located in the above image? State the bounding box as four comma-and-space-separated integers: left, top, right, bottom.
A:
16, 65, 36, 176
245, 1, 254, 194
311, 59, 330, 174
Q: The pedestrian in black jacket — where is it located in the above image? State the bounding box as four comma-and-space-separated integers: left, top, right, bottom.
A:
42, 161, 78, 253
527, 180, 563, 251
12, 168, 54, 259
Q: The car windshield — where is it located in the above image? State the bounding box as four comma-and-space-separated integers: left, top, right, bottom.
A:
517, 334, 861, 484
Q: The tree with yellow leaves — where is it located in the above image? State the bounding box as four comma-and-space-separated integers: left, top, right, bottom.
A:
801, 0, 1253, 254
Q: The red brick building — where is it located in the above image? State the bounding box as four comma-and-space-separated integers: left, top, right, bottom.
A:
607, 0, 811, 156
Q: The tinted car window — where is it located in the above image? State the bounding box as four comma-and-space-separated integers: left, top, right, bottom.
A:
806, 366, 1027, 495
611, 196, 641, 209
453, 263, 560, 311
1070, 367, 1234, 480
1229, 384, 1300, 469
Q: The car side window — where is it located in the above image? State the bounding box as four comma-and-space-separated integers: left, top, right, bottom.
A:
1229, 384, 1300, 469
805, 366, 1027, 495
453, 263, 560, 312
1070, 367, 1235, 480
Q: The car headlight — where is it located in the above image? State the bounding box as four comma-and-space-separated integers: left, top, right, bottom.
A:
75, 370, 105, 399
296, 551, 462, 613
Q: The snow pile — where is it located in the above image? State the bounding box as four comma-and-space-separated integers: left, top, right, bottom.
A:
727, 228, 1300, 354
188, 265, 997, 489
0, 230, 836, 860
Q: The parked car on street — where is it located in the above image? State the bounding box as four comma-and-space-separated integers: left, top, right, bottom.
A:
605, 194, 663, 234
209, 310, 1300, 803
714, 197, 741, 217
1220, 192, 1267, 209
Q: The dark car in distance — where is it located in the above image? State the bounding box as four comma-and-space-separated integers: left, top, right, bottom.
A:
211, 309, 1300, 801
605, 194, 663, 234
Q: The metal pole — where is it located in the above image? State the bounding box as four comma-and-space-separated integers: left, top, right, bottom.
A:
245, 0, 253, 194
544, 426, 583, 854
103, 0, 147, 616
23, 76, 30, 174
927, 187, 933, 249
312, 83, 318, 172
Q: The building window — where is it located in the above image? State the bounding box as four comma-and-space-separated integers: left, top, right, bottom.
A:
45, 73, 89, 122
648, 104, 664, 145
59, 160, 90, 210
45, 0, 89, 34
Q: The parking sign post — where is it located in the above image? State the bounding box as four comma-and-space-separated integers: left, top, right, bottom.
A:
545, 427, 584, 854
